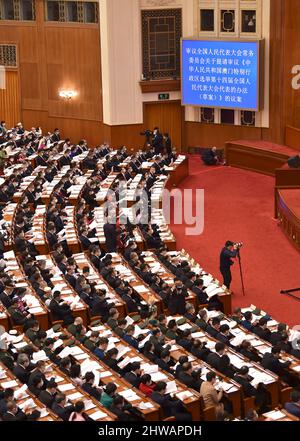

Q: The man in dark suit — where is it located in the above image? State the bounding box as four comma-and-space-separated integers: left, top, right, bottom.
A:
43, 338, 61, 365
28, 360, 47, 390
51, 393, 74, 421
93, 337, 109, 361
103, 221, 117, 252
207, 342, 227, 372
82, 372, 102, 400
0, 284, 15, 308
284, 390, 300, 418
110, 395, 138, 421
123, 325, 139, 349
65, 266, 77, 289
234, 366, 257, 398
51, 129, 61, 143
253, 317, 272, 342
89, 246, 104, 271
2, 400, 40, 421
177, 362, 202, 391
151, 382, 192, 421
219, 241, 239, 289
192, 279, 208, 304
202, 146, 219, 166
262, 347, 291, 379
38, 380, 58, 408
0, 388, 14, 416
270, 323, 287, 346
156, 349, 175, 374
49, 291, 74, 325
13, 353, 32, 384
123, 362, 142, 388
164, 133, 172, 156
177, 329, 193, 352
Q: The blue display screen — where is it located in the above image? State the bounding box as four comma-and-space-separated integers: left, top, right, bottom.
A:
182, 39, 261, 110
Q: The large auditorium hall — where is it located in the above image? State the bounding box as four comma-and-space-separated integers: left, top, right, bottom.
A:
0, 0, 300, 436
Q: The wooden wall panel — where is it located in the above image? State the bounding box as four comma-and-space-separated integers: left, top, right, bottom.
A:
44, 26, 102, 121
0, 0, 102, 129
184, 122, 263, 150
1, 0, 299, 152
109, 124, 145, 151
0, 71, 21, 128
22, 110, 145, 151
285, 126, 300, 151
144, 101, 183, 149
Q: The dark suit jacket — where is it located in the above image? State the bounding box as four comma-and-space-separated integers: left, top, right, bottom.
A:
123, 372, 141, 388
151, 392, 179, 417
177, 371, 202, 391
206, 352, 223, 371
285, 402, 300, 418
38, 390, 57, 408
220, 247, 238, 271
103, 223, 117, 252
2, 409, 27, 421
13, 364, 30, 384
82, 382, 101, 400
234, 375, 257, 398
51, 402, 74, 421
0, 292, 12, 308
49, 299, 73, 325
262, 352, 290, 376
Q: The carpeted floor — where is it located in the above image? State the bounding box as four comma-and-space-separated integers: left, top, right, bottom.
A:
170, 155, 300, 326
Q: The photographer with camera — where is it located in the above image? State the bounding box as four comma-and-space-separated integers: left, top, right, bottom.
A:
220, 241, 243, 290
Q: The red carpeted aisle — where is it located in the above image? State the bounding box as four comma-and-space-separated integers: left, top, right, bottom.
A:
170, 155, 300, 326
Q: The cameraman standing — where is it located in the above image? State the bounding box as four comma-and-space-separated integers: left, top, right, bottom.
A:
220, 241, 239, 289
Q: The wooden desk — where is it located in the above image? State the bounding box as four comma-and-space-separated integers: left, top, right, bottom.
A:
165, 156, 189, 189
0, 360, 59, 421
0, 304, 9, 330
110, 253, 163, 315
40, 166, 71, 206
64, 206, 82, 254
2, 203, 17, 251
275, 164, 300, 188
2, 251, 49, 331
62, 328, 160, 421
36, 253, 89, 326
68, 171, 93, 207
262, 408, 299, 421
72, 252, 126, 318
10, 334, 116, 422
88, 323, 202, 421
164, 250, 232, 315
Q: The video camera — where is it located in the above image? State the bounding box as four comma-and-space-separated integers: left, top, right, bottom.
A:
140, 129, 153, 138
235, 242, 244, 249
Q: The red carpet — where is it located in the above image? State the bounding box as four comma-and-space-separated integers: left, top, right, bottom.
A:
170, 155, 300, 326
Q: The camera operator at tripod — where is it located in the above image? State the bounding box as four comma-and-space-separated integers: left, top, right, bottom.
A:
220, 241, 243, 290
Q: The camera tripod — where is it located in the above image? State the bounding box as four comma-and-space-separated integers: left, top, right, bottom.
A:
237, 248, 246, 297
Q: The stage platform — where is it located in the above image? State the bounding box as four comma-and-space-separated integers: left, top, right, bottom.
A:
276, 189, 300, 252
225, 139, 299, 176
225, 139, 300, 254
